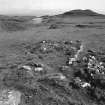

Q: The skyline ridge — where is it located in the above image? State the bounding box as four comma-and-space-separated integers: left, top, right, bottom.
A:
0, 9, 105, 16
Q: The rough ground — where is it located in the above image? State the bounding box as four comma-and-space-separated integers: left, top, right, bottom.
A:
0, 14, 105, 105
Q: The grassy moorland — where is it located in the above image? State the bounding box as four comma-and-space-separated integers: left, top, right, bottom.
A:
0, 10, 105, 105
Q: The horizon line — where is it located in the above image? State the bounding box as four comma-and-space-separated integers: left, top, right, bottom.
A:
0, 9, 105, 16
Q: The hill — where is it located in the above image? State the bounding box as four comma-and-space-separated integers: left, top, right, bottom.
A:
59, 9, 105, 17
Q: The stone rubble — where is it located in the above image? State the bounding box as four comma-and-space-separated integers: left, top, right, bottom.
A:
74, 77, 91, 88
18, 62, 45, 75
87, 55, 105, 76
0, 89, 21, 105
20, 65, 32, 71
46, 73, 67, 81
70, 49, 105, 93
67, 42, 83, 65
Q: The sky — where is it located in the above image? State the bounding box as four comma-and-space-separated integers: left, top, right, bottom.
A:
0, 0, 105, 16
